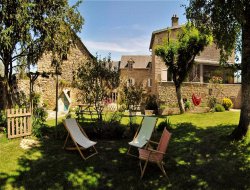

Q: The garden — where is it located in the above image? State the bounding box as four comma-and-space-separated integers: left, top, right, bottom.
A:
1, 110, 250, 189
1, 1, 250, 189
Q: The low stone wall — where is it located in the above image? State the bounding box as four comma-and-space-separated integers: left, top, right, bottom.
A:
18, 78, 84, 110
158, 82, 241, 109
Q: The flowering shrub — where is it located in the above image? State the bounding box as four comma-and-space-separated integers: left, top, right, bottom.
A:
209, 76, 223, 84
222, 98, 233, 110
214, 104, 225, 112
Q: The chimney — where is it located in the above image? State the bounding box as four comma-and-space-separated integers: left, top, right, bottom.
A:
171, 14, 179, 27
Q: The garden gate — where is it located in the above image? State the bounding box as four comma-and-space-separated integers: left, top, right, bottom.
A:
7, 108, 32, 139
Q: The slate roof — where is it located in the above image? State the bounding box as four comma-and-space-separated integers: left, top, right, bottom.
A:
119, 55, 152, 69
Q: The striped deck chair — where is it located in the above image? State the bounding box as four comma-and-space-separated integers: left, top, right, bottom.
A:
139, 128, 171, 179
127, 116, 157, 157
63, 118, 98, 160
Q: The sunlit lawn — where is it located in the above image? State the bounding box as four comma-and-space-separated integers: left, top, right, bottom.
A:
1, 111, 250, 189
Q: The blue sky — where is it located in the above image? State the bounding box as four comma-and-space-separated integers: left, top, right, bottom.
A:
70, 0, 188, 61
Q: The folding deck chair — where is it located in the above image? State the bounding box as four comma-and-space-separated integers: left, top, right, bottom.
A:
63, 118, 98, 160
138, 128, 171, 179
127, 116, 157, 157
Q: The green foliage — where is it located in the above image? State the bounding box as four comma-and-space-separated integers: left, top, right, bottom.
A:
155, 23, 212, 86
222, 98, 233, 110
157, 117, 172, 132
145, 95, 158, 114
186, 1, 242, 63
32, 93, 48, 137
0, 0, 83, 108
74, 55, 120, 122
32, 93, 41, 108
184, 100, 191, 110
155, 23, 212, 113
32, 107, 48, 138
122, 83, 143, 111
214, 104, 225, 112
105, 111, 123, 125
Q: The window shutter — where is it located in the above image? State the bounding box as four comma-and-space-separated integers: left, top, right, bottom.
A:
132, 78, 135, 85
161, 69, 167, 81
148, 78, 152, 87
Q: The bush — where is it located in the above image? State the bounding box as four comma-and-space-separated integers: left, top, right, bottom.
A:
32, 107, 48, 137
222, 98, 233, 110
145, 95, 158, 114
214, 104, 225, 112
157, 118, 172, 132
184, 100, 191, 110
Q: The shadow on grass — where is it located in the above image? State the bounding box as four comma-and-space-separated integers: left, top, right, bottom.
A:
1, 122, 250, 189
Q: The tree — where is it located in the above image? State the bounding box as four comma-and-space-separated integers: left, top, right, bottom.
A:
75, 55, 120, 122
186, 1, 250, 140
155, 23, 212, 113
0, 0, 83, 109
121, 83, 143, 111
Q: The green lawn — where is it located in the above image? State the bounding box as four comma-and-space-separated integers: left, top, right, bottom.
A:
1, 111, 250, 190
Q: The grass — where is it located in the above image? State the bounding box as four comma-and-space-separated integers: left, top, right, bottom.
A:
1, 111, 250, 189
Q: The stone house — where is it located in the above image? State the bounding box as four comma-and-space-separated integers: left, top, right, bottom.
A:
18, 35, 94, 113
149, 15, 241, 108
119, 55, 153, 93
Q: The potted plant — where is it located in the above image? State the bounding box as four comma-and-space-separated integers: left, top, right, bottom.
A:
144, 95, 158, 115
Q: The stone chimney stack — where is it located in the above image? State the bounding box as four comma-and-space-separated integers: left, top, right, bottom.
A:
171, 14, 179, 27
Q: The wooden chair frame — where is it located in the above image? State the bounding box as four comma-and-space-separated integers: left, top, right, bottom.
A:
139, 128, 171, 180
127, 117, 157, 157
63, 119, 98, 160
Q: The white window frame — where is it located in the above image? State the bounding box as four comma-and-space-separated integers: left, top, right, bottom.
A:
127, 78, 135, 86
161, 68, 173, 82
147, 78, 152, 87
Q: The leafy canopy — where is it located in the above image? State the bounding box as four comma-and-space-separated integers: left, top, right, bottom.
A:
185, 0, 245, 63
75, 55, 120, 121
155, 23, 212, 86
0, 0, 83, 74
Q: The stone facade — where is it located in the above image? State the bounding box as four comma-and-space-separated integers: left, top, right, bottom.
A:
119, 55, 153, 93
149, 15, 239, 107
18, 36, 93, 111
158, 82, 241, 109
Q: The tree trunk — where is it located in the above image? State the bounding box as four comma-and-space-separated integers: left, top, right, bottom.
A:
175, 85, 185, 114
1, 80, 8, 109
231, 15, 250, 140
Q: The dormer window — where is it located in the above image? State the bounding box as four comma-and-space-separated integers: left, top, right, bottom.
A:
147, 62, 152, 69
127, 58, 134, 71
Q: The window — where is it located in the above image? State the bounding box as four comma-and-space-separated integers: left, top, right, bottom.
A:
161, 69, 167, 82
127, 78, 135, 86
167, 68, 173, 81
127, 58, 134, 71
161, 68, 173, 82
128, 62, 133, 70
148, 78, 152, 87
110, 92, 118, 103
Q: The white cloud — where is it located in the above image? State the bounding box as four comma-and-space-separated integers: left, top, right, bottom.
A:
85, 35, 150, 54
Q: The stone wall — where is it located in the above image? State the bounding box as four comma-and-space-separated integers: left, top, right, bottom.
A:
18, 78, 84, 110
17, 37, 93, 110
120, 68, 154, 93
158, 82, 241, 109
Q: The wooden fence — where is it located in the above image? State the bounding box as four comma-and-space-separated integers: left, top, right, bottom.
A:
7, 108, 32, 139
